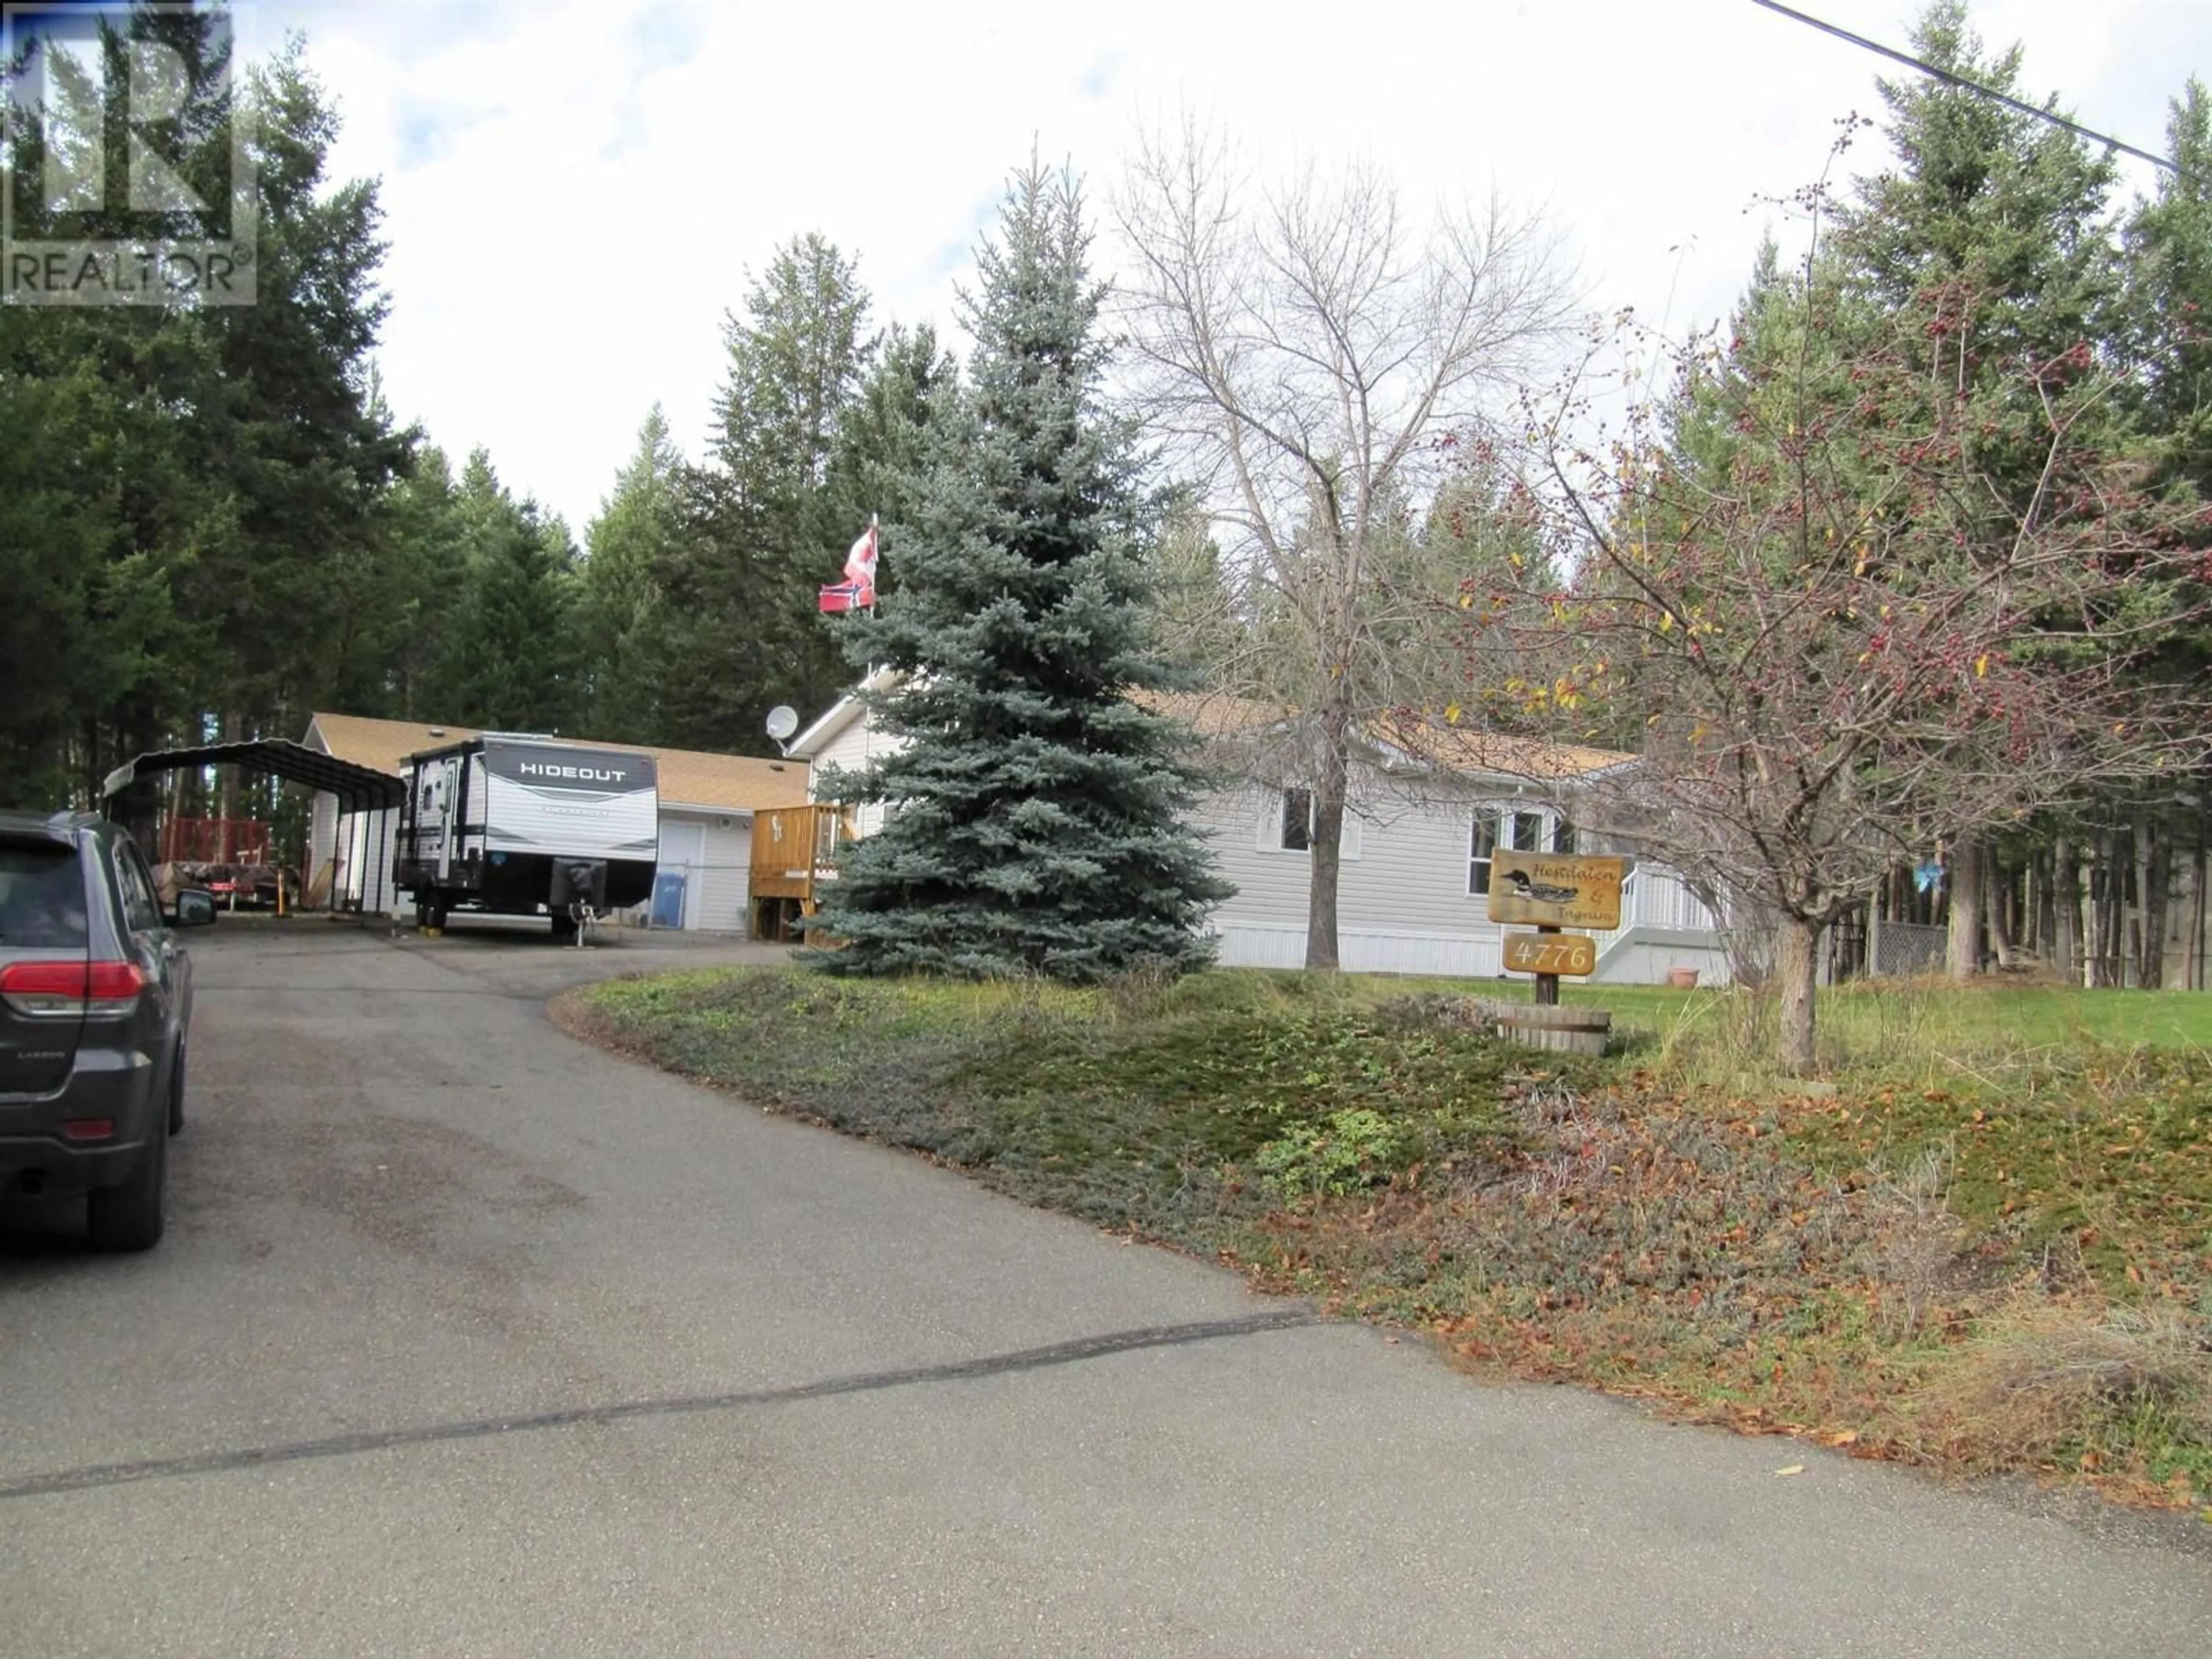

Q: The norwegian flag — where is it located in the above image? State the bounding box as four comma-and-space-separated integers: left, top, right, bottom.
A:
819, 518, 879, 613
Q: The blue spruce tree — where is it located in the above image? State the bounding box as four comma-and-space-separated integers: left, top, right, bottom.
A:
808, 162, 1230, 979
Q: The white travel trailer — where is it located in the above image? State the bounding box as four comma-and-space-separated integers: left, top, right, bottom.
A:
394, 733, 659, 937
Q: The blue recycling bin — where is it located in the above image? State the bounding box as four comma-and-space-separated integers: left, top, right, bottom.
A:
649, 870, 687, 929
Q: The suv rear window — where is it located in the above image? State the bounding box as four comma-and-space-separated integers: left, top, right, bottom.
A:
0, 844, 89, 948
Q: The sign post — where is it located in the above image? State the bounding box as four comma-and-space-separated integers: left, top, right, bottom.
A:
1488, 853, 1626, 1006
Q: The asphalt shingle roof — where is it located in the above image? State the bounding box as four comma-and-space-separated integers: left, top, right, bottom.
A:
303, 714, 810, 813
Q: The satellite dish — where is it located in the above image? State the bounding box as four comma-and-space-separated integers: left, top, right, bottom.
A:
765, 705, 800, 742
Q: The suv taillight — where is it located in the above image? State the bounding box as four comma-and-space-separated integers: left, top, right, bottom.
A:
0, 960, 146, 1017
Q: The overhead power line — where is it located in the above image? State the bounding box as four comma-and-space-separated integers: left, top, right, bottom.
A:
1749, 0, 2200, 185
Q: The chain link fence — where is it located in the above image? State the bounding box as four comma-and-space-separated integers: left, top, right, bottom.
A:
1869, 918, 1947, 978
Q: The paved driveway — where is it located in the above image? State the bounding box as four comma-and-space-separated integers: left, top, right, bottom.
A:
3, 922, 2207, 1657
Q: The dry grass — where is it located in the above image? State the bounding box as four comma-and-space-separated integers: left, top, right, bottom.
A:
1903, 1298, 2212, 1500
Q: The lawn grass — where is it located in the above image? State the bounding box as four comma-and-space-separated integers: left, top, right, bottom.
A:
1413, 975, 2212, 1071
560, 964, 2212, 1512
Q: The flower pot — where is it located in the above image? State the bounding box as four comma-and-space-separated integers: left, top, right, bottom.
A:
1666, 967, 1699, 990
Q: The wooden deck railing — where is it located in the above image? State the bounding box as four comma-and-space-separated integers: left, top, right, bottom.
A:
749, 804, 851, 935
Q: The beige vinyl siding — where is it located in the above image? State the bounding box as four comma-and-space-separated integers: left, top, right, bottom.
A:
808, 713, 902, 838
659, 809, 754, 933
1201, 776, 1732, 981
1199, 784, 1313, 934
1201, 772, 1577, 976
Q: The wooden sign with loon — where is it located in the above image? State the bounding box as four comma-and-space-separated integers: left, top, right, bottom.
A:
1486, 853, 1626, 931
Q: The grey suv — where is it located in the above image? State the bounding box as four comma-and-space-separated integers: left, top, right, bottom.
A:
0, 812, 213, 1251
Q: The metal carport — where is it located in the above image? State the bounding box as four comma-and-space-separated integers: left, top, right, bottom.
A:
102, 739, 408, 916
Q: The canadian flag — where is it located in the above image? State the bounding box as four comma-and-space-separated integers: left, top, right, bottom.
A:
844, 521, 878, 592
820, 519, 879, 613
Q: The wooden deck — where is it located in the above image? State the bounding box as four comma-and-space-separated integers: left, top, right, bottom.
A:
748, 804, 850, 939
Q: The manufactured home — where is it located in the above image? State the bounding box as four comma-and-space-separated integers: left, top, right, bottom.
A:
785, 678, 1734, 985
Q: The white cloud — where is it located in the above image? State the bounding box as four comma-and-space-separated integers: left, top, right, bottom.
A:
270, 0, 2210, 532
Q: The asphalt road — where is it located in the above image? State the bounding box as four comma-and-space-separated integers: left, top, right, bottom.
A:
3, 921, 2207, 1657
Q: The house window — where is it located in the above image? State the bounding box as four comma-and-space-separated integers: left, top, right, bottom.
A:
1469, 813, 1498, 896
1471, 808, 1562, 896
1279, 786, 1314, 851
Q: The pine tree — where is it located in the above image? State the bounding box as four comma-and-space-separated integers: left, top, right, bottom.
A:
831, 321, 961, 551
183, 39, 416, 740
1827, 1, 2124, 979
809, 162, 1230, 980
377, 445, 468, 721
0, 14, 410, 801
1143, 494, 1241, 679
653, 235, 878, 751
579, 407, 685, 743
423, 452, 582, 733
2125, 80, 2212, 498
1423, 449, 1569, 740
2117, 81, 2212, 988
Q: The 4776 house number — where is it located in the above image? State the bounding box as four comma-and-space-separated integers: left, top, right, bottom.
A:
1501, 932, 1597, 978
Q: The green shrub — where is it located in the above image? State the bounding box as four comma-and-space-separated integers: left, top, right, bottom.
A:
1254, 1108, 1408, 1202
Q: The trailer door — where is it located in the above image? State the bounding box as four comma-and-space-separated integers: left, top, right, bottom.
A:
411, 754, 464, 882
437, 754, 465, 880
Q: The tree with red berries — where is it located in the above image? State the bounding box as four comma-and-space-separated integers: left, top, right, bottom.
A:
1469, 248, 2211, 1071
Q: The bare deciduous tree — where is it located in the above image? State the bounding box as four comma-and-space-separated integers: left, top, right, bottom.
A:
1115, 120, 1578, 968
1476, 285, 2212, 1072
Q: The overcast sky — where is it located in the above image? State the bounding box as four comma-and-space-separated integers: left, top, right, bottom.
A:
268, 0, 2210, 536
